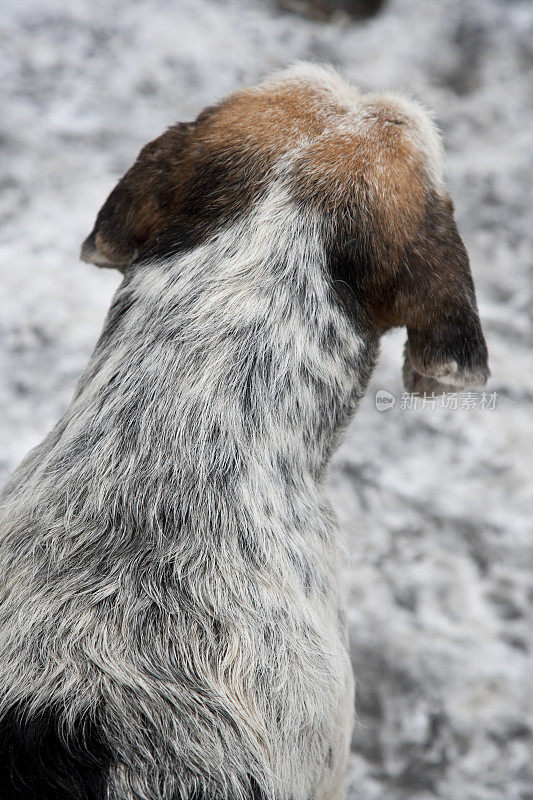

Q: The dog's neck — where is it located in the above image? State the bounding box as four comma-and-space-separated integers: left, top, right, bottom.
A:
11, 187, 378, 543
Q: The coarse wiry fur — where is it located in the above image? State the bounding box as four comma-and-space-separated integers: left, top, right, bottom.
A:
0, 64, 489, 800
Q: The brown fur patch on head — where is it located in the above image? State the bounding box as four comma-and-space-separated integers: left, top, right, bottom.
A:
81, 102, 275, 270
82, 68, 434, 272
81, 78, 350, 270
81, 65, 489, 390
292, 111, 428, 252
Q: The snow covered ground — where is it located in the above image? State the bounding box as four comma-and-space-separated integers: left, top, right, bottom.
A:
1, 0, 532, 797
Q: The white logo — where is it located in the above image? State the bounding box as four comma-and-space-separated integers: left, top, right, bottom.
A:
375, 389, 396, 411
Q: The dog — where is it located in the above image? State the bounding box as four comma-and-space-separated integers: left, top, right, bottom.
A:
0, 64, 489, 800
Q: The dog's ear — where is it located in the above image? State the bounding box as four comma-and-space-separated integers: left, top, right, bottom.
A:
397, 193, 490, 394
81, 122, 194, 272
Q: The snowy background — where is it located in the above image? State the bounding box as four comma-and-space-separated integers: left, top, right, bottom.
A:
1, 0, 532, 797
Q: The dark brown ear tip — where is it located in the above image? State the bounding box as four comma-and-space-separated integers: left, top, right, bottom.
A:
446, 366, 490, 390
80, 231, 124, 271
403, 342, 491, 395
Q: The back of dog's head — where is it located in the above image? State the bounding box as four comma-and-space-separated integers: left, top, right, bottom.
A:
82, 64, 489, 393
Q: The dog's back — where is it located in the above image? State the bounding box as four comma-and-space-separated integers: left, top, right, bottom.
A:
0, 65, 488, 800
0, 187, 365, 800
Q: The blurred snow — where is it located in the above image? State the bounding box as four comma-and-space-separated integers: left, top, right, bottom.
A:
1, 0, 532, 797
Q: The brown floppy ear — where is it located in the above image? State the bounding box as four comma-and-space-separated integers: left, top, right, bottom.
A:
398, 193, 490, 394
81, 122, 194, 271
